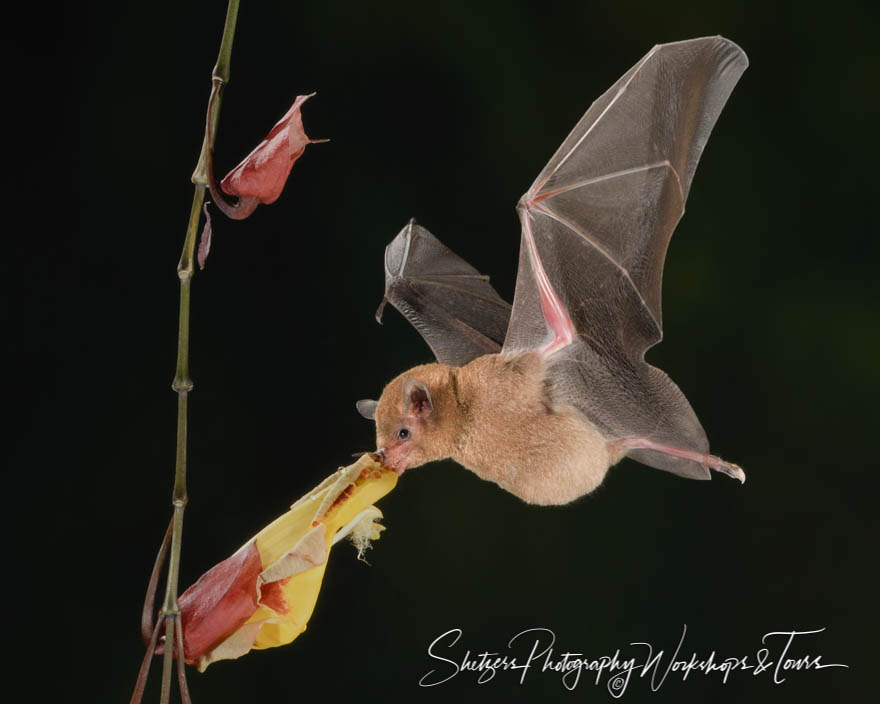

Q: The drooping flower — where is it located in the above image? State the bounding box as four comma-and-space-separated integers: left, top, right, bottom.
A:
172, 454, 396, 671
210, 93, 323, 220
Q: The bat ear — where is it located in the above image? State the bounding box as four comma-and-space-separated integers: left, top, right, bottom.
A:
402, 378, 433, 418
356, 399, 378, 420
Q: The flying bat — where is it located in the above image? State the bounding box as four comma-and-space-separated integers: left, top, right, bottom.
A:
358, 36, 748, 505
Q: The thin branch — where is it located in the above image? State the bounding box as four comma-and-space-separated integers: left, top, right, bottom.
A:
141, 517, 173, 645
130, 617, 166, 704
176, 615, 194, 704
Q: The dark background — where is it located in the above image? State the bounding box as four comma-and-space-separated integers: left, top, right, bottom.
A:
10, 0, 877, 702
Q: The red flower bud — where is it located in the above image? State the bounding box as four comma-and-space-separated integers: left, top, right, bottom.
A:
220, 93, 321, 207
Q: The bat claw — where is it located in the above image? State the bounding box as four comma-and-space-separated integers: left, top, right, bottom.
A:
705, 454, 746, 483
375, 297, 388, 324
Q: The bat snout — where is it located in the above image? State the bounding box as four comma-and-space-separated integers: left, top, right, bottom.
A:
376, 445, 412, 475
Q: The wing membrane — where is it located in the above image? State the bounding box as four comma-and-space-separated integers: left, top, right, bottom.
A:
504, 36, 748, 477
506, 36, 748, 356
379, 221, 512, 366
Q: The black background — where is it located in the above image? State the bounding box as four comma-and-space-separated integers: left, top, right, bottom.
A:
11, 1, 877, 702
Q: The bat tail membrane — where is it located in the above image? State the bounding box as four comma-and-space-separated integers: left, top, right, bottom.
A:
546, 344, 737, 481
602, 363, 745, 482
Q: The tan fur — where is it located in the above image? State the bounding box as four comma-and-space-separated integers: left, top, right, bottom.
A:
374, 352, 612, 506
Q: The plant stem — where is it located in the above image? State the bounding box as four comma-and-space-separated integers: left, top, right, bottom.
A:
200, 0, 259, 222
156, 1, 240, 701
141, 517, 173, 645
192, 0, 240, 189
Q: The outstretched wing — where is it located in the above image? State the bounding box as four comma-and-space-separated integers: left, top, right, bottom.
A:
377, 220, 512, 366
504, 36, 748, 478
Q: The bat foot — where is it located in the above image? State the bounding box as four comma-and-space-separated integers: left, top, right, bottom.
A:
705, 455, 746, 483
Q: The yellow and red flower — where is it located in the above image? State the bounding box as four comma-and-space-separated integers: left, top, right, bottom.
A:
174, 454, 396, 671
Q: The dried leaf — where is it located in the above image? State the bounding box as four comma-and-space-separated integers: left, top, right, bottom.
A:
197, 204, 213, 270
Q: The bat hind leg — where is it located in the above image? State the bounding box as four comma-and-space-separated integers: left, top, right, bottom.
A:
612, 437, 746, 483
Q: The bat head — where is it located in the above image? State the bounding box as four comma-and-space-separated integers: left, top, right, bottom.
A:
359, 363, 458, 473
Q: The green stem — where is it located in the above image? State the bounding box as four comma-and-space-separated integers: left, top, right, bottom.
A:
200, 0, 259, 221
156, 1, 241, 702
192, 0, 240, 188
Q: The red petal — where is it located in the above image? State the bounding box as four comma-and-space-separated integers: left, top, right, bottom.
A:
220, 94, 316, 205
258, 576, 292, 615
176, 541, 262, 664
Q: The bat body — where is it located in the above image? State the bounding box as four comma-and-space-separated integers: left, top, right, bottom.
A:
359, 37, 748, 505
372, 354, 612, 505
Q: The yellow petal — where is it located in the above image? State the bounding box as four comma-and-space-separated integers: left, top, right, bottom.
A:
245, 455, 396, 651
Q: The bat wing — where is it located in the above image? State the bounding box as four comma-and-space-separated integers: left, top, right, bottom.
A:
377, 220, 512, 367
504, 36, 748, 479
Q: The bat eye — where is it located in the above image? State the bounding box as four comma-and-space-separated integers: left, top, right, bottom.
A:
397, 428, 410, 441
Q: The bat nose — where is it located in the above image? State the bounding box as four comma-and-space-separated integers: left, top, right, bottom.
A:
376, 447, 386, 465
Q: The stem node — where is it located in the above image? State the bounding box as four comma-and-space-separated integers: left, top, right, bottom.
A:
172, 379, 194, 393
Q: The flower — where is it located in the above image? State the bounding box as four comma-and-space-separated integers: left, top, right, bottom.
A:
174, 454, 397, 671
218, 93, 322, 211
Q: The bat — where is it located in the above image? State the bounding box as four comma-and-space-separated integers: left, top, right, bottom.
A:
357, 36, 748, 505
